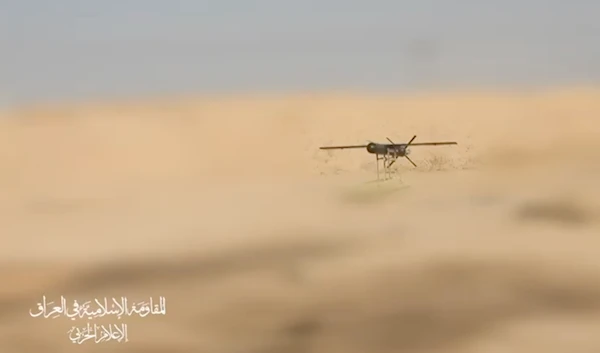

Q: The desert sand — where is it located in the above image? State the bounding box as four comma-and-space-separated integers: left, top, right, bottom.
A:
1, 87, 600, 352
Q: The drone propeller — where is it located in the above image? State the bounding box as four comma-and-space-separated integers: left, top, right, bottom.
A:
404, 135, 417, 167
405, 155, 417, 167
381, 136, 418, 168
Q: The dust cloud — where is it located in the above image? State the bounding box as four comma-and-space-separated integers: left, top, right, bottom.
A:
1, 88, 600, 352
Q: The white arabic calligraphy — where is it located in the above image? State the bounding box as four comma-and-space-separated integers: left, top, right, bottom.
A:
29, 296, 166, 320
68, 323, 129, 344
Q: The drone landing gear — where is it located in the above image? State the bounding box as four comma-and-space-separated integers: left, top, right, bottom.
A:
375, 154, 399, 181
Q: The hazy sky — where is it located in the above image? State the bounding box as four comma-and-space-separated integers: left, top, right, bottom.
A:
1, 0, 599, 105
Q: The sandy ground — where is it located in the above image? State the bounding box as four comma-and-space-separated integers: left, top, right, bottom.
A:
1, 87, 600, 352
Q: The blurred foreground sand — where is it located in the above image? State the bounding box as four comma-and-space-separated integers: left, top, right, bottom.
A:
1, 88, 600, 352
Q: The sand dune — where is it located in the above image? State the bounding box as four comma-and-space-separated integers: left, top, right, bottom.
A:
1, 88, 600, 352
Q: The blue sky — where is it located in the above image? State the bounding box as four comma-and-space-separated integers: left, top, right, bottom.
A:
1, 0, 599, 105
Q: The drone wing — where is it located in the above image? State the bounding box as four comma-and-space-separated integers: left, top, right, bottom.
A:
408, 141, 458, 146
319, 144, 368, 150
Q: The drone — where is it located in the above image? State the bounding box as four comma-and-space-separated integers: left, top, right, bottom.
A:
319, 135, 457, 180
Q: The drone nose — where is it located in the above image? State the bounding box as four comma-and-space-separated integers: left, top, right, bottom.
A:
366, 142, 376, 153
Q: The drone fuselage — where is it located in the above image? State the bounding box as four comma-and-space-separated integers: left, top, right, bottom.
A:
366, 143, 409, 157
